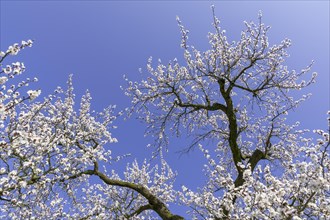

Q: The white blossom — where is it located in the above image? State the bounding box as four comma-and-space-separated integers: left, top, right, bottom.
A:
27, 89, 41, 100
0, 76, 8, 84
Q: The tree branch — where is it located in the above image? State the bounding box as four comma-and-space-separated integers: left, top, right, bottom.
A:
94, 170, 184, 220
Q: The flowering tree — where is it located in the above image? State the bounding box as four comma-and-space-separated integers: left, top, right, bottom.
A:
0, 42, 182, 219
0, 7, 329, 220
125, 8, 329, 219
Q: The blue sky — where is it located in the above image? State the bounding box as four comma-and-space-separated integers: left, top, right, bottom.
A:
1, 1, 329, 217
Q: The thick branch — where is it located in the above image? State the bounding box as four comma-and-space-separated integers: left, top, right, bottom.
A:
94, 170, 184, 220
175, 100, 227, 113
125, 204, 153, 218
234, 150, 266, 189
218, 78, 242, 172
248, 149, 266, 171
64, 167, 183, 220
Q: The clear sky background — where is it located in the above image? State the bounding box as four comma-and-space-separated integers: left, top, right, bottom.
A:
1, 1, 329, 217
